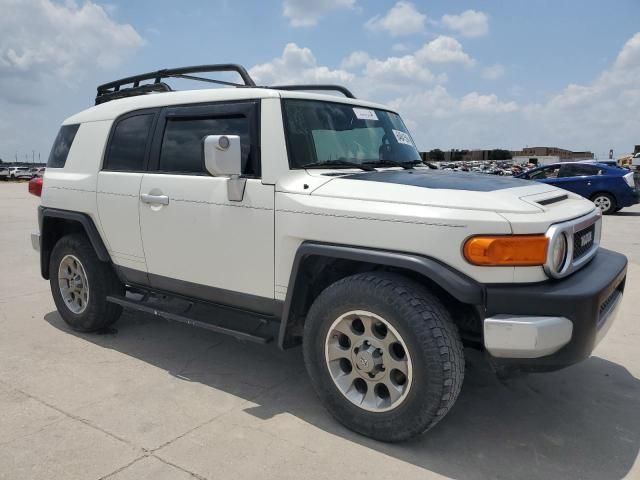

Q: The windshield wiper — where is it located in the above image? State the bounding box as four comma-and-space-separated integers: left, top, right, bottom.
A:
303, 160, 375, 171
363, 160, 416, 170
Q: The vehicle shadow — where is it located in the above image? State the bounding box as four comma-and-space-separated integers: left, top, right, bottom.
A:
613, 211, 640, 217
45, 310, 640, 480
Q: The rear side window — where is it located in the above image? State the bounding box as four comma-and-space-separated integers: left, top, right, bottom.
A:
560, 164, 602, 177
104, 114, 154, 171
159, 116, 250, 174
47, 124, 80, 168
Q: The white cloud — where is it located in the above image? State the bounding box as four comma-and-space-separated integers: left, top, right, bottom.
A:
0, 0, 143, 84
415, 36, 475, 66
390, 32, 640, 153
441, 10, 489, 38
481, 64, 505, 80
341, 51, 370, 70
282, 0, 356, 27
249, 43, 354, 86
363, 55, 435, 85
365, 1, 426, 36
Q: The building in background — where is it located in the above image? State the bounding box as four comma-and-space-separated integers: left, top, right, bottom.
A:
511, 147, 594, 161
421, 146, 595, 164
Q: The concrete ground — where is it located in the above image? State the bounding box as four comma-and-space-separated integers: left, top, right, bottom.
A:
1, 181, 639, 480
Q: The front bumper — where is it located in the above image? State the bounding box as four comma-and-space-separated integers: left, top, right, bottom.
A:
483, 248, 626, 372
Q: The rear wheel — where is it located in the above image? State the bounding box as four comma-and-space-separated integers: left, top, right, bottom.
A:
303, 272, 464, 442
50, 234, 124, 332
591, 192, 616, 214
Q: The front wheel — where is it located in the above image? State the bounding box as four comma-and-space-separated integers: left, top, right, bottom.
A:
50, 234, 124, 332
303, 272, 464, 442
591, 192, 616, 214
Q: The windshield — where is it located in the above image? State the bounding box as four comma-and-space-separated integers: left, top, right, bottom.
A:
283, 99, 421, 168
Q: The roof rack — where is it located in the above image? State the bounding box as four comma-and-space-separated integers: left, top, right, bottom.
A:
270, 84, 355, 99
95, 64, 356, 105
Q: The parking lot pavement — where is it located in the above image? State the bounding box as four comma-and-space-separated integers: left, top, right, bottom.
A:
0, 181, 639, 480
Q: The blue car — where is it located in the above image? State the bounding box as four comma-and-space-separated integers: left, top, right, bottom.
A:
516, 162, 639, 214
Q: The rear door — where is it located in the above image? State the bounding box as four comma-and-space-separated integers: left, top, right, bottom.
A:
557, 163, 602, 198
138, 101, 275, 310
96, 109, 158, 278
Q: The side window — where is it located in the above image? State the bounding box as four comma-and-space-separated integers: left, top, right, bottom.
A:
47, 124, 80, 168
531, 166, 560, 179
104, 114, 154, 171
560, 164, 600, 177
159, 116, 251, 174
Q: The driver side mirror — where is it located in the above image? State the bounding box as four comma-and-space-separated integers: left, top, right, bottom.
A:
203, 135, 241, 176
202, 135, 246, 201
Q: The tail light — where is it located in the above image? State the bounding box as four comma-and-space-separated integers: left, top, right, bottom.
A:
623, 172, 635, 189
28, 177, 43, 197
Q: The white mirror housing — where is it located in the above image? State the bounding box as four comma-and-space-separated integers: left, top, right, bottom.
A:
203, 135, 242, 177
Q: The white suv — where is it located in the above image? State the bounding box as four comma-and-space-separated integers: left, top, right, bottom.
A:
31, 64, 627, 442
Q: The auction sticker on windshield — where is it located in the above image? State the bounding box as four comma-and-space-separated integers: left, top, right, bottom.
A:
393, 129, 414, 146
353, 108, 378, 121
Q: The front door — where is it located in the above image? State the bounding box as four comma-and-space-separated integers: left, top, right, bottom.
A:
138, 101, 275, 310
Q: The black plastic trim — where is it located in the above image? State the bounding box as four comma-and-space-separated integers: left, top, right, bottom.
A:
278, 242, 484, 348
118, 270, 282, 318
38, 207, 111, 279
485, 248, 627, 372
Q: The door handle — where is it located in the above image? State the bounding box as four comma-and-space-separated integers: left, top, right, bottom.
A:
140, 193, 169, 205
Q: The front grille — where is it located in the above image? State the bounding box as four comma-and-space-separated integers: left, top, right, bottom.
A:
573, 224, 595, 261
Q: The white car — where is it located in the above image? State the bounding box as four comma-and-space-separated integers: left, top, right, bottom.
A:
8, 166, 32, 179
0, 166, 9, 180
30, 64, 627, 442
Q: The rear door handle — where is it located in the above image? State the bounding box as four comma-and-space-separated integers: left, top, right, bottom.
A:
140, 193, 169, 205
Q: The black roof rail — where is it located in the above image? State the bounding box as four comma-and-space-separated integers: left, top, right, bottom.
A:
270, 84, 355, 99
95, 64, 256, 105
94, 64, 357, 105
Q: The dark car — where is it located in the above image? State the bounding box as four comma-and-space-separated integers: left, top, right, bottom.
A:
516, 162, 639, 214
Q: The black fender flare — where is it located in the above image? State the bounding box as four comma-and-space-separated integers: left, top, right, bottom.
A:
38, 206, 111, 279
278, 242, 485, 348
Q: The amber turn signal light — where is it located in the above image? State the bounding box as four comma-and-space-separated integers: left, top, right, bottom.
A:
463, 235, 549, 266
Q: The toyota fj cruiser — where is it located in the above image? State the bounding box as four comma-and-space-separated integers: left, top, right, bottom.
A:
32, 64, 627, 442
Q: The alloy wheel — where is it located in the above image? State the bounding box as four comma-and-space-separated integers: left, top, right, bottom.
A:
58, 254, 90, 314
324, 310, 413, 412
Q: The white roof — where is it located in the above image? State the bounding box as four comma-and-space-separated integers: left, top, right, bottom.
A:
63, 88, 395, 125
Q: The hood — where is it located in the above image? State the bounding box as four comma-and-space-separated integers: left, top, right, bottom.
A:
304, 169, 579, 214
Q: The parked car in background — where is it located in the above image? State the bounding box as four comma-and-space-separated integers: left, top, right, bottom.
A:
33, 167, 46, 177
0, 166, 9, 180
517, 162, 639, 214
8, 167, 31, 179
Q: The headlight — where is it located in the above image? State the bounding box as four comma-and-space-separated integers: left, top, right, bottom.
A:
549, 232, 568, 272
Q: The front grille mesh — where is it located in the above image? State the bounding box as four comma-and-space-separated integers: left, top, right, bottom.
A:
598, 289, 620, 328
573, 224, 595, 261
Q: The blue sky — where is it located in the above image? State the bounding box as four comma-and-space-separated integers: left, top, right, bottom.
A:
1, 0, 639, 163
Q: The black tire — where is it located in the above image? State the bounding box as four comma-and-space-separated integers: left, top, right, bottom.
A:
50, 233, 124, 332
591, 192, 616, 214
303, 272, 464, 442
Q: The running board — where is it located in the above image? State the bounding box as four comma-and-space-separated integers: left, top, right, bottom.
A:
106, 295, 273, 344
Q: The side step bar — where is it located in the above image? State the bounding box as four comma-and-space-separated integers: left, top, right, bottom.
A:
106, 295, 273, 344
